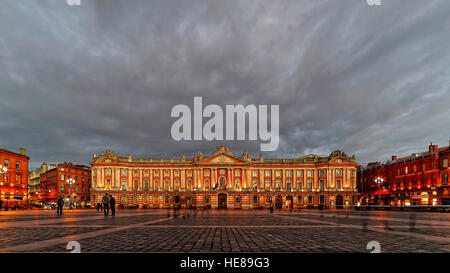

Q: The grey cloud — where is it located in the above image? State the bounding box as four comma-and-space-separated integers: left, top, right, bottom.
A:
1, 0, 449, 168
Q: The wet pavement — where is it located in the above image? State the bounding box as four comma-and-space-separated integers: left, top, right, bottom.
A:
0, 209, 448, 253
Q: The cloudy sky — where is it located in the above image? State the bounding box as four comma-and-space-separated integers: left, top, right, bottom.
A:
1, 0, 449, 169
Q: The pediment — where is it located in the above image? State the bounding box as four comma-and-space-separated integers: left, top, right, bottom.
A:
200, 154, 244, 165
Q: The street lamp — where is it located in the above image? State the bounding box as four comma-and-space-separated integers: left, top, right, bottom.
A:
374, 177, 384, 206
66, 177, 75, 209
0, 165, 7, 185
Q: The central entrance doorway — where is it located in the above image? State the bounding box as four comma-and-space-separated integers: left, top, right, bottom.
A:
336, 195, 343, 209
275, 195, 283, 209
218, 193, 227, 209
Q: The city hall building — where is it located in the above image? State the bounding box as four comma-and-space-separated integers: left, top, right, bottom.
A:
91, 146, 358, 209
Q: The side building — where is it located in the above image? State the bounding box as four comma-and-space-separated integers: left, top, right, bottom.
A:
0, 148, 30, 209
91, 146, 358, 209
358, 142, 450, 206
28, 162, 57, 206
40, 162, 91, 207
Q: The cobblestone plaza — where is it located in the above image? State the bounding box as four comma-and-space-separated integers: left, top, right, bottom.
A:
0, 209, 448, 253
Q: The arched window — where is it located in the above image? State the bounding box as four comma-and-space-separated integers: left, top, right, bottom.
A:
307, 180, 313, 191
121, 179, 127, 190
276, 180, 281, 191
265, 180, 271, 189
286, 180, 292, 191
252, 179, 258, 190
134, 180, 139, 190
144, 179, 149, 191
164, 179, 169, 190
219, 177, 226, 189
174, 179, 180, 190
187, 179, 192, 190
235, 178, 241, 190
319, 169, 325, 177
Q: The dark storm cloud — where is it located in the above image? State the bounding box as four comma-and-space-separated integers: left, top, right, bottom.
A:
1, 0, 449, 169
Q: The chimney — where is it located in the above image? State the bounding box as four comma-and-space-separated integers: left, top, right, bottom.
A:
19, 148, 26, 156
429, 143, 435, 152
391, 155, 397, 161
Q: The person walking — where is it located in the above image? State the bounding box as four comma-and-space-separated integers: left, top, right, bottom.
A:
102, 193, 110, 216
109, 195, 116, 216
57, 196, 64, 215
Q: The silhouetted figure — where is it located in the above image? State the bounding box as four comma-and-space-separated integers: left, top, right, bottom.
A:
361, 212, 368, 232
269, 200, 274, 214
409, 214, 416, 231
110, 195, 116, 216
102, 193, 110, 216
57, 196, 64, 215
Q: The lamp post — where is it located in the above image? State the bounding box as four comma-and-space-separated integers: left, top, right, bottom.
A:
66, 177, 75, 209
0, 165, 7, 185
0, 165, 7, 210
375, 177, 384, 206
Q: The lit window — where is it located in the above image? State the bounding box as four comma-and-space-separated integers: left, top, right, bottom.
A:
336, 169, 342, 176
286, 170, 292, 177
276, 170, 281, 177
252, 170, 258, 177
61, 174, 65, 181
121, 179, 127, 189
297, 170, 303, 177
319, 169, 325, 177
16, 162, 20, 170
235, 179, 241, 190
121, 169, 127, 176
307, 170, 313, 177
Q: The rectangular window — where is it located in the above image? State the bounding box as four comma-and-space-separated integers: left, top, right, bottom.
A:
121, 169, 127, 176
297, 170, 303, 177
286, 170, 292, 177
319, 180, 325, 191
252, 170, 258, 177
121, 179, 127, 189
16, 162, 20, 170
308, 196, 313, 204
336, 179, 342, 189
60, 184, 65, 191
307, 170, 313, 177
444, 159, 448, 168
61, 174, 65, 181
4, 159, 9, 168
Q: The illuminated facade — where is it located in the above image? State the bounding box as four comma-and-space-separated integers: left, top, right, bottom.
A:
91, 146, 358, 209
0, 148, 29, 209
40, 162, 91, 206
359, 142, 450, 206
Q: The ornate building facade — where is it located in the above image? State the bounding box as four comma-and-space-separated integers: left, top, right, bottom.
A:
91, 146, 358, 209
